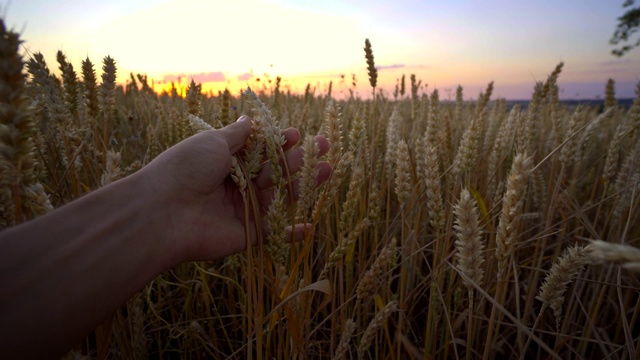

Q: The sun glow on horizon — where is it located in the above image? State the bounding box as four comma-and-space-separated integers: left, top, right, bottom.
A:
8, 0, 638, 100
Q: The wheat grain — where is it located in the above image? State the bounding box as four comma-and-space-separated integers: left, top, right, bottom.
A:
559, 105, 586, 173
356, 238, 397, 302
0, 19, 52, 219
185, 79, 202, 117
296, 134, 320, 221
358, 300, 398, 358
453, 108, 486, 176
613, 139, 640, 220
321, 218, 371, 279
56, 50, 79, 116
220, 88, 232, 126
518, 81, 543, 154
603, 122, 625, 184
333, 319, 356, 360
495, 152, 533, 280
99, 55, 117, 113
586, 240, 640, 272
339, 162, 364, 234
81, 57, 100, 119
265, 189, 289, 266
409, 74, 422, 122
394, 139, 411, 206
229, 156, 247, 200
454, 188, 485, 291
536, 245, 591, 330
385, 108, 402, 170
417, 137, 445, 231
363, 39, 377, 90
325, 100, 348, 179
239, 116, 265, 179
347, 111, 368, 163
100, 150, 123, 186
187, 114, 213, 133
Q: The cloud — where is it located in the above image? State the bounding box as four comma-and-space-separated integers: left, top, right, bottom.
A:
237, 72, 253, 81
302, 73, 343, 79
162, 71, 227, 83
163, 73, 186, 82
191, 72, 226, 83
376, 64, 430, 71
377, 64, 405, 70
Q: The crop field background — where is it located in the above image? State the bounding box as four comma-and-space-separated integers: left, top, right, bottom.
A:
2, 12, 640, 360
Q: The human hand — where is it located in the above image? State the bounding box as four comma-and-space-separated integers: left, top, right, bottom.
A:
140, 115, 330, 262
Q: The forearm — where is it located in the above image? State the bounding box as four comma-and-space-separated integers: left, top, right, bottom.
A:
0, 169, 179, 358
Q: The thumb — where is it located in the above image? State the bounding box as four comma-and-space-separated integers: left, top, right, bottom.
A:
217, 115, 252, 153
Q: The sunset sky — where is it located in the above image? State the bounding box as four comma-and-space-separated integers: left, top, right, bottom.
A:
6, 0, 640, 100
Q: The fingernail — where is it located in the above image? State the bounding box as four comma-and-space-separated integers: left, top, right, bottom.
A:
237, 115, 250, 123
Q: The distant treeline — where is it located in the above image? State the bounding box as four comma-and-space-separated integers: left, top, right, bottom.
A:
505, 98, 635, 110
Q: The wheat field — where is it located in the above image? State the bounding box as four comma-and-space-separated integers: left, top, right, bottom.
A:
1, 17, 640, 360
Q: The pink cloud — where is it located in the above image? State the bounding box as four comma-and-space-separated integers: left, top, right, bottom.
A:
163, 73, 186, 82
237, 72, 252, 81
377, 64, 405, 70
162, 71, 227, 83
191, 72, 226, 83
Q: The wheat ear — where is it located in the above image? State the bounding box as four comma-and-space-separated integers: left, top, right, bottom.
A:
0, 19, 52, 219
356, 238, 397, 303
332, 319, 356, 360
394, 139, 411, 206
536, 245, 591, 331
495, 152, 533, 280
454, 188, 485, 294
358, 300, 398, 358
586, 240, 640, 272
320, 218, 371, 279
